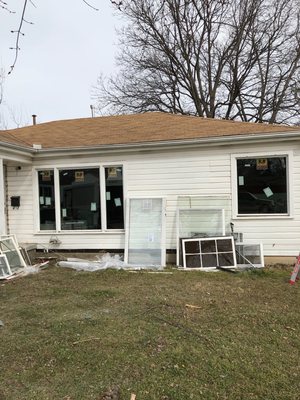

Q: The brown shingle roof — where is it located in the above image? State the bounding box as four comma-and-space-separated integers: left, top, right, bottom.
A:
0, 112, 298, 150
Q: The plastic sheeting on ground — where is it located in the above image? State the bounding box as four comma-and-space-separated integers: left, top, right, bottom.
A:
58, 253, 164, 272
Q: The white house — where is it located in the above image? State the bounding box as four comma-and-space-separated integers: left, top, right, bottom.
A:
0, 112, 299, 264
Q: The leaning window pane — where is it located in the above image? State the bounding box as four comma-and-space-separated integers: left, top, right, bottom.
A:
237, 157, 287, 214
38, 170, 56, 230
60, 168, 101, 230
105, 167, 124, 229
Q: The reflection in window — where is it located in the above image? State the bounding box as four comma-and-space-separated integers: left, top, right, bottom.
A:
237, 157, 287, 214
38, 170, 56, 230
105, 167, 124, 229
59, 168, 101, 230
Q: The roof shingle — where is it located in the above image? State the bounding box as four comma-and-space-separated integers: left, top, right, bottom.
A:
0, 112, 298, 150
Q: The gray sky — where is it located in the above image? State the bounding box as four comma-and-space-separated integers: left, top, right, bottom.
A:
0, 0, 122, 128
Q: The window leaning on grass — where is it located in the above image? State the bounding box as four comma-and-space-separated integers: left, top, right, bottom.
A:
237, 157, 287, 215
38, 166, 124, 231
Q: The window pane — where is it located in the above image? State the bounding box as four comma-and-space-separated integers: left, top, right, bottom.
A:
60, 168, 101, 230
38, 170, 56, 230
105, 167, 124, 229
237, 157, 287, 214
127, 198, 164, 265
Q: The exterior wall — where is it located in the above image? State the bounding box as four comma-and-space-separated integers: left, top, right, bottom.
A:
0, 159, 5, 235
6, 164, 34, 243
4, 139, 300, 257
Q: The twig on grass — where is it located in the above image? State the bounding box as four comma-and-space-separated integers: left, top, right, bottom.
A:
185, 304, 201, 310
72, 336, 102, 345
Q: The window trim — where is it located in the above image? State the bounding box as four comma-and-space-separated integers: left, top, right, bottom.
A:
231, 151, 293, 219
34, 163, 125, 233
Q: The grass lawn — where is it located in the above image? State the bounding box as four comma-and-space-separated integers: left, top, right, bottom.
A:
0, 265, 299, 399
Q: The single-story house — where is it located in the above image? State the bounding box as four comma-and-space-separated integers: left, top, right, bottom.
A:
0, 112, 299, 265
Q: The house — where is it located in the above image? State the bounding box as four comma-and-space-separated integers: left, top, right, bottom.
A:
0, 112, 299, 265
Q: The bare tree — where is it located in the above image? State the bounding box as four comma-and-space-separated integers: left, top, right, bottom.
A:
94, 0, 300, 124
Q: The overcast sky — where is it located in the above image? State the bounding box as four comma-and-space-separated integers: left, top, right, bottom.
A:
0, 0, 122, 129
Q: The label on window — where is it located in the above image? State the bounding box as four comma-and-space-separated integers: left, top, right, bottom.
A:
75, 171, 84, 182
263, 187, 273, 198
238, 176, 244, 186
256, 159, 268, 170
108, 167, 117, 177
114, 198, 121, 207
142, 199, 152, 210
42, 170, 51, 181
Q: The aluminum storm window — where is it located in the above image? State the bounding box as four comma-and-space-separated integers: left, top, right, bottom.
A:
237, 156, 288, 215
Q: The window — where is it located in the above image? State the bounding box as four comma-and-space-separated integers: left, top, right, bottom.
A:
105, 167, 124, 229
60, 168, 101, 230
38, 170, 56, 230
236, 156, 288, 215
37, 165, 124, 231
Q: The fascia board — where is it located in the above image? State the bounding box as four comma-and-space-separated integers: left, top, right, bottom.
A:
32, 130, 300, 158
0, 143, 33, 163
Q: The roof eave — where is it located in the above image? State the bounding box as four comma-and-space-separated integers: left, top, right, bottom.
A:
1, 130, 300, 158
33, 130, 300, 156
0, 140, 34, 159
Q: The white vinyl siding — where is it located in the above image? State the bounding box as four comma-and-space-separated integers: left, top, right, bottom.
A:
3, 139, 300, 256
0, 159, 6, 235
5, 164, 34, 243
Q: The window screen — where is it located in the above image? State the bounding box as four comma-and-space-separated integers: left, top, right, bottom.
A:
237, 157, 287, 214
182, 236, 236, 269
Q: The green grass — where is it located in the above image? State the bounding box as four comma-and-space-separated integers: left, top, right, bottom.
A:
0, 266, 299, 399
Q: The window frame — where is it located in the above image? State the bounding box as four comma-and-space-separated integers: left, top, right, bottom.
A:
231, 151, 293, 219
34, 163, 125, 233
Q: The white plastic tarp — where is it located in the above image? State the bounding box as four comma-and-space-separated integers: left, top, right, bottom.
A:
58, 253, 163, 271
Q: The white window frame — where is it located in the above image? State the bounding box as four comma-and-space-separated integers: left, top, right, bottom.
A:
34, 163, 125, 233
231, 151, 293, 219
124, 196, 166, 266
